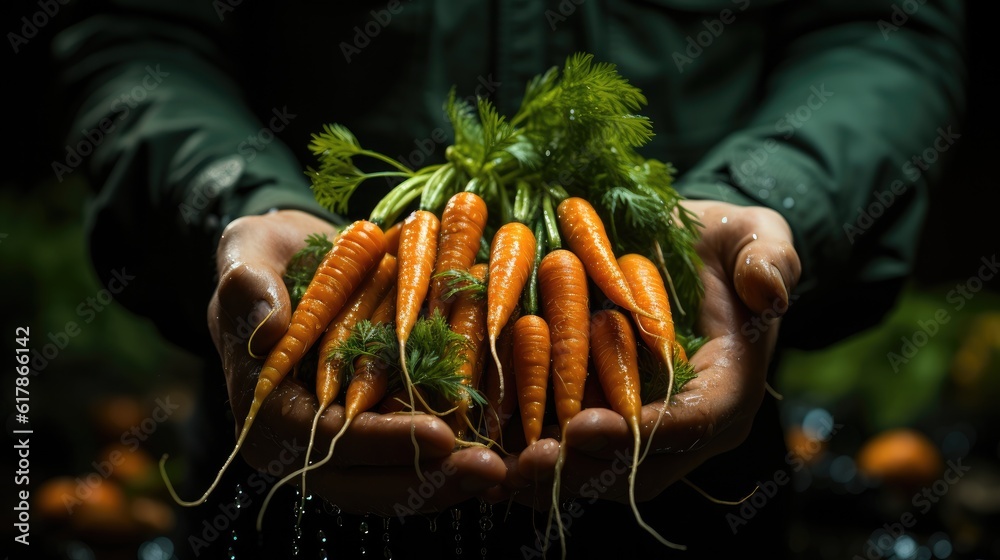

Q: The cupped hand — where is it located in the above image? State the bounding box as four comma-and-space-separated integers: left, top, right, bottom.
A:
500, 200, 802, 509
206, 210, 506, 516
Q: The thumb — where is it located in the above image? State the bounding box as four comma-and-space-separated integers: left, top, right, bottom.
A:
212, 211, 337, 357
727, 207, 802, 317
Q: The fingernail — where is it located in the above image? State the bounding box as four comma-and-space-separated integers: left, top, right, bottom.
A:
250, 299, 273, 325
769, 264, 789, 311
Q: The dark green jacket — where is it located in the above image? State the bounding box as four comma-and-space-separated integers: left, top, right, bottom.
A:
50, 1, 966, 557
52, 0, 966, 354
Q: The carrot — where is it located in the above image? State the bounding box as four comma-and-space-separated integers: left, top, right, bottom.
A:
300, 252, 398, 510
384, 221, 403, 256
536, 249, 590, 557
556, 197, 652, 320
395, 209, 443, 415
590, 309, 684, 551
446, 263, 489, 441
428, 191, 488, 319
160, 219, 386, 507
512, 314, 550, 446
257, 285, 398, 531
486, 221, 536, 406
393, 209, 442, 480
617, 253, 680, 463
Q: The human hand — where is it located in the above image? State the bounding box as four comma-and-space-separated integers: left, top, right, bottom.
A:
206, 210, 506, 516
496, 199, 802, 510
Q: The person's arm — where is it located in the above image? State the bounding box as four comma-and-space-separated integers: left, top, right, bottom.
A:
50, 1, 335, 354
675, 0, 966, 348
506, 0, 967, 521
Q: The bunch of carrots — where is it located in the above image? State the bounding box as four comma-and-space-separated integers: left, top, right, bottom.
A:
160, 52, 709, 554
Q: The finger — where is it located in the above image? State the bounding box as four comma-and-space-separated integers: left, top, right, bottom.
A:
241, 379, 459, 469
303, 447, 507, 516
724, 208, 801, 317
213, 211, 338, 355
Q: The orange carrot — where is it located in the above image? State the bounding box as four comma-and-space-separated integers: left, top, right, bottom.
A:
556, 197, 651, 319
590, 309, 684, 551
617, 253, 686, 464
429, 191, 488, 319
538, 249, 590, 431
394, 210, 442, 480
300, 253, 398, 507
160, 219, 386, 507
446, 263, 489, 441
486, 221, 536, 405
512, 314, 550, 446
537, 249, 590, 556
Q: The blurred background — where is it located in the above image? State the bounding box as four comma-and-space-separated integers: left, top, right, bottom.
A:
3, 1, 997, 560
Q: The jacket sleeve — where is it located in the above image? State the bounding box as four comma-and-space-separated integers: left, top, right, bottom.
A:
673, 0, 966, 349
50, 1, 337, 354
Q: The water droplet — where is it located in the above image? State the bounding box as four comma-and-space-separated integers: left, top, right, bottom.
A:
318, 549, 329, 560
456, 547, 463, 555
360, 521, 369, 535
752, 233, 758, 240
429, 519, 437, 532
337, 516, 343, 527
384, 546, 393, 559
317, 530, 327, 544
383, 533, 390, 543
480, 518, 493, 531
721, 216, 728, 224
228, 545, 237, 560
359, 546, 367, 556
544, 149, 551, 157
782, 197, 795, 209
758, 188, 770, 199
455, 534, 462, 542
